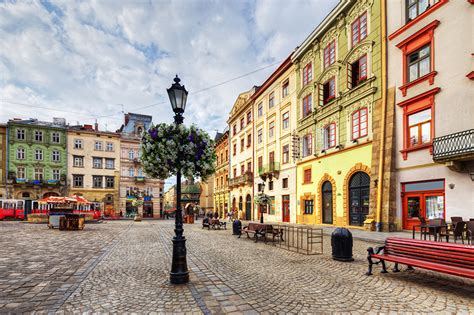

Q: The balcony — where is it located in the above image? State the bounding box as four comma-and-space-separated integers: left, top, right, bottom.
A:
433, 129, 474, 171
135, 176, 146, 182
228, 171, 253, 188
258, 162, 280, 178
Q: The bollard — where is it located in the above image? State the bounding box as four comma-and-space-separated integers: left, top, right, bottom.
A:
331, 227, 354, 261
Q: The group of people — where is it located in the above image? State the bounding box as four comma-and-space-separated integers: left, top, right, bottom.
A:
204, 209, 238, 222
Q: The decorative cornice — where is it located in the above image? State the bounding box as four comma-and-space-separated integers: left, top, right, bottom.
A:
342, 40, 374, 65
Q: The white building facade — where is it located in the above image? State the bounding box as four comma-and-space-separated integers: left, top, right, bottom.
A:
387, 0, 474, 230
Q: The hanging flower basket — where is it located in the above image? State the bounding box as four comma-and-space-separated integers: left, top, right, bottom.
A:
140, 123, 216, 180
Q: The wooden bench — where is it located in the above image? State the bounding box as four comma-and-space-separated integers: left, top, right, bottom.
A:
366, 237, 474, 279
239, 223, 283, 243
202, 218, 226, 230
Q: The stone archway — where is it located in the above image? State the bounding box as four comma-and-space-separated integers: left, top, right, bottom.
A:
343, 163, 371, 226
317, 173, 337, 225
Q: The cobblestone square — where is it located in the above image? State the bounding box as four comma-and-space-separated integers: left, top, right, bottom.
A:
0, 220, 473, 314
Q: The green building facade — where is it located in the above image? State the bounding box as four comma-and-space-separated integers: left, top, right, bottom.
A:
6, 118, 68, 200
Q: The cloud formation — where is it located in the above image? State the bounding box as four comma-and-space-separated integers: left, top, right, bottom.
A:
1, 0, 337, 135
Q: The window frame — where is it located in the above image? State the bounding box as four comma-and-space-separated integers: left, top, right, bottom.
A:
16, 147, 25, 160
34, 130, 43, 142
282, 111, 290, 129
407, 108, 432, 148
51, 150, 60, 162
304, 199, 314, 215
52, 169, 60, 181
302, 134, 313, 157
74, 139, 83, 149
73, 175, 84, 188
257, 129, 263, 144
323, 123, 337, 150
16, 129, 25, 140
406, 0, 430, 22
73, 155, 84, 167
105, 176, 115, 188
282, 144, 290, 164
92, 175, 103, 189
351, 108, 368, 140
268, 121, 275, 138
302, 94, 312, 118
51, 132, 60, 144
323, 40, 336, 68
322, 77, 336, 105
303, 62, 312, 86
17, 166, 26, 179
269, 91, 275, 109
35, 149, 43, 161
257, 102, 263, 117
351, 12, 368, 48
407, 44, 431, 83
282, 80, 289, 98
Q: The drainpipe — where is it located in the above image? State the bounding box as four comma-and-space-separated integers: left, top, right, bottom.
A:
376, 0, 388, 232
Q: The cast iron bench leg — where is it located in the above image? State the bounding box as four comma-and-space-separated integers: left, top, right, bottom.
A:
366, 247, 374, 276
392, 262, 400, 272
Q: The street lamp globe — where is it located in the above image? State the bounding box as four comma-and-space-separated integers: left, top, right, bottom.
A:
167, 75, 188, 114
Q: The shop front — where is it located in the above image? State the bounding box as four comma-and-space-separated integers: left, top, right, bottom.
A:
402, 179, 445, 230
143, 196, 153, 218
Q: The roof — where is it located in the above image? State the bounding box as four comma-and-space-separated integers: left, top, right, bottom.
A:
8, 118, 67, 129
292, 0, 352, 62
182, 184, 201, 194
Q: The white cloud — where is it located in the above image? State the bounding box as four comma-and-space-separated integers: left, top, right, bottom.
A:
0, 0, 338, 189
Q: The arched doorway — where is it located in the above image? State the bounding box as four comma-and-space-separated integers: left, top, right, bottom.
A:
43, 192, 59, 198
238, 196, 243, 213
245, 194, 252, 220
322, 181, 333, 224
349, 172, 370, 226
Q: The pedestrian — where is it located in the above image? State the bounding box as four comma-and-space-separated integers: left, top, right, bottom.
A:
214, 210, 219, 219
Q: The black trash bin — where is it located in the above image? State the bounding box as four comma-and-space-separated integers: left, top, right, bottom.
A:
331, 227, 354, 261
233, 220, 242, 236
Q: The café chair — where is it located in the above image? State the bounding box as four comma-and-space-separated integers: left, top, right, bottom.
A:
466, 221, 474, 245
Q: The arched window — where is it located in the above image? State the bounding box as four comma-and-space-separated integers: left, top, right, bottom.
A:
238, 196, 243, 211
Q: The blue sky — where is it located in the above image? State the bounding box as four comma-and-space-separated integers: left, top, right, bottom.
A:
0, 0, 338, 187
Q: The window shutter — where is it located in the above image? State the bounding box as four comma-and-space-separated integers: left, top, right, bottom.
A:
318, 83, 324, 107
347, 63, 352, 90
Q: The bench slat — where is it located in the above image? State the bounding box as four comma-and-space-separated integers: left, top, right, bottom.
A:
371, 254, 474, 279
386, 238, 474, 253
385, 244, 474, 266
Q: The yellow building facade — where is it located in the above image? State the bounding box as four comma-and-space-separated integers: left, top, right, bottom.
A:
213, 130, 229, 218
293, 0, 383, 228
67, 124, 121, 214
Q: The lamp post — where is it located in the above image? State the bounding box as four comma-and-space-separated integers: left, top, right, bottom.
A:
167, 75, 189, 284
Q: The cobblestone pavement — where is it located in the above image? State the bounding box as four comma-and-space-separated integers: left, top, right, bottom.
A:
0, 220, 473, 314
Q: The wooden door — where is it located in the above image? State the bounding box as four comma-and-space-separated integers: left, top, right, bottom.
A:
282, 195, 290, 222
403, 194, 422, 231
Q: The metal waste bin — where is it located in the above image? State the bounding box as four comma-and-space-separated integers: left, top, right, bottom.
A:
233, 219, 242, 236
331, 227, 354, 261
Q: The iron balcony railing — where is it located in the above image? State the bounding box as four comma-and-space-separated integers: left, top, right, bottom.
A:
228, 171, 253, 187
258, 162, 281, 176
432, 129, 474, 162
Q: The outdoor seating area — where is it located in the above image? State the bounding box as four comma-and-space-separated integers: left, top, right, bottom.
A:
366, 237, 474, 279
239, 222, 283, 243
202, 217, 226, 230
411, 216, 474, 244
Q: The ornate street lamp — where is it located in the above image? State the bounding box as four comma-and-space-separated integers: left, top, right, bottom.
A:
167, 75, 189, 284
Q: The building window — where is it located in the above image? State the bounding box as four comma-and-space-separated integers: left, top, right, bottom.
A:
247, 134, 251, 147
352, 108, 368, 140
74, 139, 83, 149
282, 112, 290, 129
105, 176, 114, 188
282, 144, 290, 164
247, 162, 252, 173
303, 94, 312, 118
93, 176, 103, 188
34, 130, 43, 142
282, 80, 289, 98
93, 157, 103, 169
269, 121, 275, 138
241, 164, 245, 175
233, 168, 237, 178
407, 45, 430, 83
233, 143, 237, 156
34, 168, 43, 181
73, 175, 84, 187
17, 167, 26, 179
225, 150, 228, 161
350, 55, 368, 88
408, 108, 431, 148
240, 117, 245, 130
73, 155, 84, 167
304, 168, 312, 184
247, 111, 252, 124
129, 167, 134, 177
94, 141, 103, 151
52, 169, 60, 181
269, 181, 274, 191
16, 147, 25, 160
52, 150, 60, 162
324, 40, 336, 68
302, 134, 312, 157
258, 156, 263, 171
303, 62, 312, 86
240, 138, 245, 152
138, 168, 143, 177
16, 129, 25, 140
323, 123, 336, 150
351, 12, 367, 47
51, 132, 60, 143
106, 142, 114, 151
105, 158, 115, 169
304, 199, 314, 214
269, 151, 275, 163
407, 0, 429, 21
258, 102, 263, 117
35, 149, 43, 161
128, 149, 134, 159
257, 129, 263, 144
269, 91, 275, 109
322, 77, 336, 105
233, 124, 237, 136
282, 178, 288, 189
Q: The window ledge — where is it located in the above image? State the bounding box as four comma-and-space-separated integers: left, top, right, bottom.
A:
302, 182, 313, 185
388, 0, 449, 41
400, 143, 433, 160
399, 71, 437, 97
